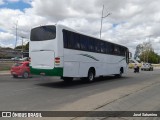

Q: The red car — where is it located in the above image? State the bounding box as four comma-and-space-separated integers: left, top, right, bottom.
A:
11, 61, 30, 78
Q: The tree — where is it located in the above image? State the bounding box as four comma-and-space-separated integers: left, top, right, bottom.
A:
135, 42, 153, 62
140, 51, 160, 63
15, 45, 22, 50
15, 42, 29, 51
142, 42, 153, 62
134, 44, 143, 60
24, 42, 29, 51
135, 41, 160, 63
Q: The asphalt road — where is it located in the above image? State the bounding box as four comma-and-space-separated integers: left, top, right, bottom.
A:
0, 69, 160, 117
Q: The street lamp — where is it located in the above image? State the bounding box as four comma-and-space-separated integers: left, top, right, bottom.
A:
100, 5, 111, 39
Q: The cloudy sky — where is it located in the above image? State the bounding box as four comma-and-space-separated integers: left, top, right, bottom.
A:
0, 0, 160, 55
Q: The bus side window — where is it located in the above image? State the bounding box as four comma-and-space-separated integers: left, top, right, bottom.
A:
95, 39, 100, 53
88, 37, 95, 52
106, 42, 109, 54
71, 32, 75, 49
110, 44, 114, 54
106, 43, 114, 54
80, 35, 88, 51
74, 33, 80, 49
114, 45, 120, 55
66, 31, 71, 48
63, 30, 68, 48
100, 41, 106, 53
119, 47, 125, 56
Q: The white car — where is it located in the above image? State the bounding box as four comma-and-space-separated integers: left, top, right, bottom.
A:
11, 57, 20, 61
141, 63, 153, 71
19, 57, 29, 61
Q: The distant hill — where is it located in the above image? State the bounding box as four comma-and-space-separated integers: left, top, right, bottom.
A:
0, 46, 13, 50
0, 47, 20, 59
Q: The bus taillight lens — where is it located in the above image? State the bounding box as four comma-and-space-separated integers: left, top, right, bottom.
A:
55, 57, 60, 64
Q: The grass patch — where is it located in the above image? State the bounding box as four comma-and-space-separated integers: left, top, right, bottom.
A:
0, 61, 14, 71
152, 64, 160, 67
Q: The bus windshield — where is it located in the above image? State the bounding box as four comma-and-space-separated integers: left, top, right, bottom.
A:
30, 25, 56, 41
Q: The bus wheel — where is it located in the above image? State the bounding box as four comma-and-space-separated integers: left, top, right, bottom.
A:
62, 77, 73, 83
87, 69, 95, 82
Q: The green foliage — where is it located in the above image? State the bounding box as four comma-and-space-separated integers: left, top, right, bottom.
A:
135, 41, 160, 63
140, 50, 160, 63
25, 42, 29, 51
15, 46, 22, 50
15, 42, 29, 51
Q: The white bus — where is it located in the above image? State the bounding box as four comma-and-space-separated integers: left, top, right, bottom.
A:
30, 24, 129, 82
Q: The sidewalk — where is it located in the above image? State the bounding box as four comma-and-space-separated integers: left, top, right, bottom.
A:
0, 71, 10, 75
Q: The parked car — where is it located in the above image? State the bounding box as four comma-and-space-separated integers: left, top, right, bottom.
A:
10, 61, 30, 78
19, 57, 30, 61
141, 63, 153, 71
11, 57, 20, 61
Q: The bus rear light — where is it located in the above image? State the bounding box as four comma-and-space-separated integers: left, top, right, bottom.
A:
55, 61, 60, 63
55, 57, 60, 61
55, 57, 60, 64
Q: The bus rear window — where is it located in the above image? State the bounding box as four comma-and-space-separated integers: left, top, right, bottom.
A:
30, 25, 56, 41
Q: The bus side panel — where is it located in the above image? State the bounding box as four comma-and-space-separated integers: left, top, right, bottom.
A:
62, 50, 126, 77
79, 62, 95, 77
78, 62, 111, 77
63, 61, 80, 77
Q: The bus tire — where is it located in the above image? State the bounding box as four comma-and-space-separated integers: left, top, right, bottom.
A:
87, 68, 95, 82
62, 77, 73, 83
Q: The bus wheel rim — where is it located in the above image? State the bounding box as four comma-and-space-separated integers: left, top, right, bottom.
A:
89, 72, 94, 81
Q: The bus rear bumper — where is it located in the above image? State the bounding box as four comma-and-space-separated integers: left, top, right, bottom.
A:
30, 67, 63, 76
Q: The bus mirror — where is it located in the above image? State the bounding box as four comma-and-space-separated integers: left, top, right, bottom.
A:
129, 52, 132, 59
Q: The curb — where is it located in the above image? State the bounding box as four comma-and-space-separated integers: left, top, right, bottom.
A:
0, 71, 10, 76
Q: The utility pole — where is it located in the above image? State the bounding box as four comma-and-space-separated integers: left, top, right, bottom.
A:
146, 35, 152, 63
15, 20, 18, 49
100, 5, 111, 39
13, 20, 18, 59
21, 37, 24, 58
21, 36, 26, 58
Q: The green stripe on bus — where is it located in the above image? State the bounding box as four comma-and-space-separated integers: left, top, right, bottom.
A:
79, 54, 99, 61
30, 67, 63, 76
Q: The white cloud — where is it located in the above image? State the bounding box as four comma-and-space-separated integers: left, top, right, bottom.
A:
0, 0, 4, 5
0, 32, 15, 48
0, 32, 14, 41
0, 0, 160, 55
0, 8, 23, 31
